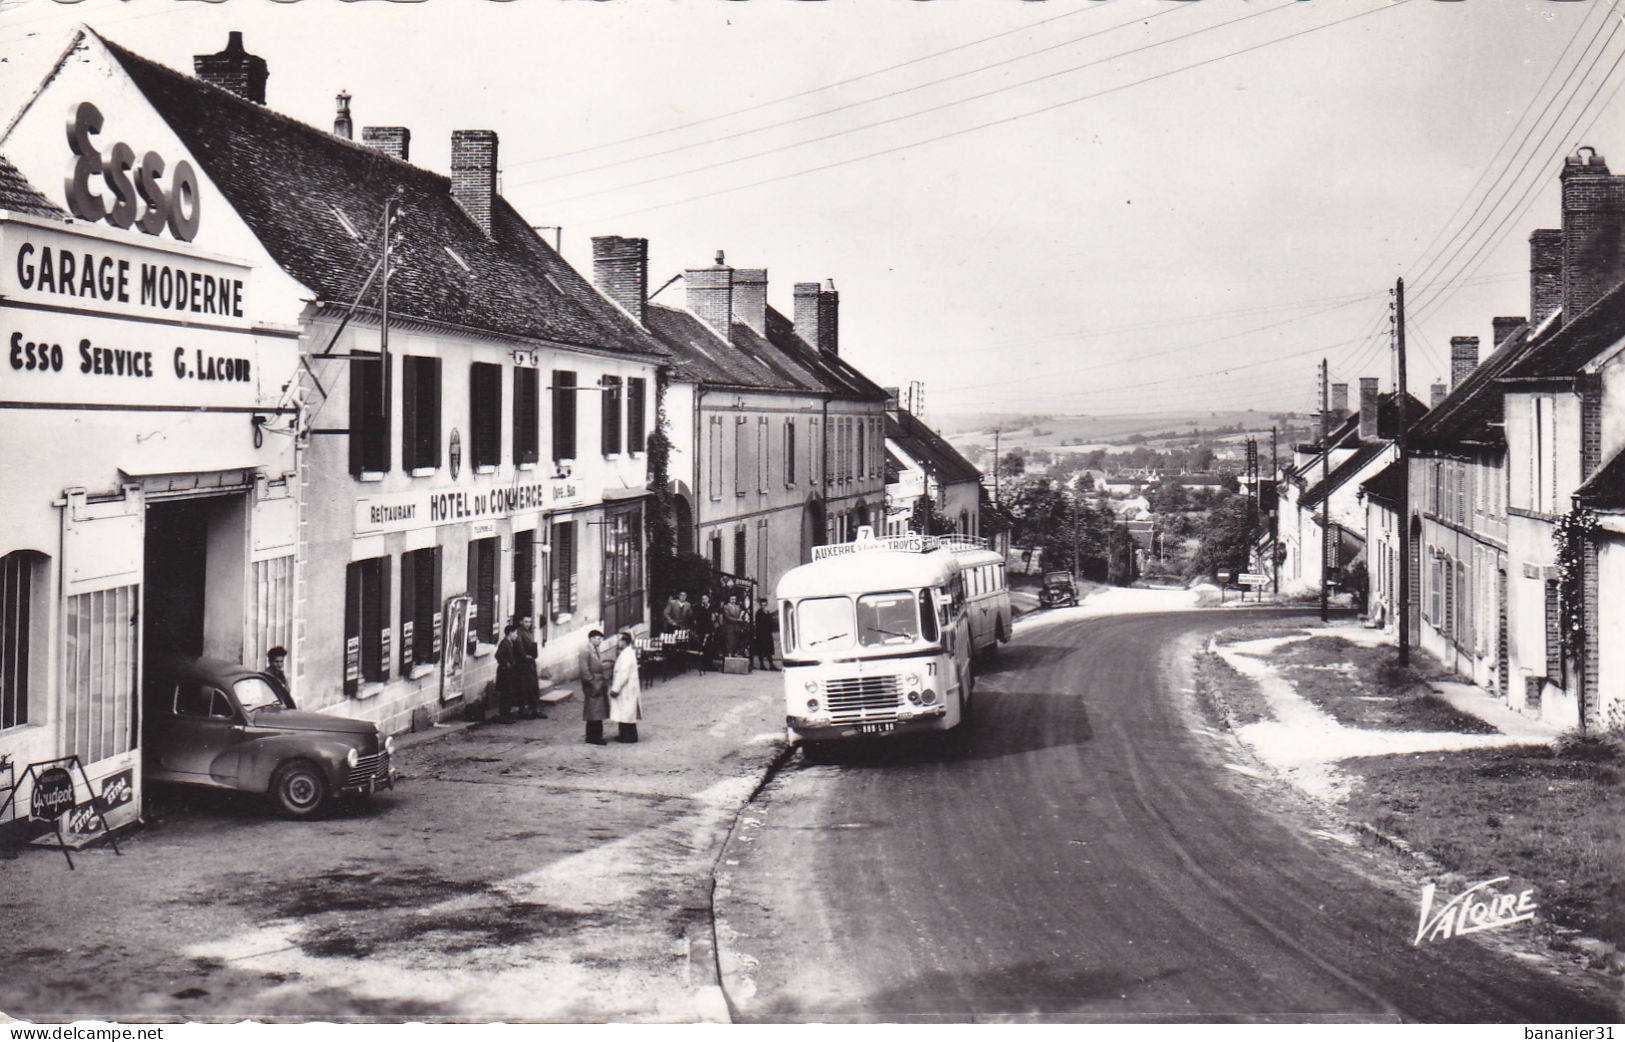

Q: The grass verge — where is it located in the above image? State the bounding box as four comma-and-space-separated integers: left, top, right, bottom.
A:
1267, 635, 1497, 734
1342, 736, 1625, 949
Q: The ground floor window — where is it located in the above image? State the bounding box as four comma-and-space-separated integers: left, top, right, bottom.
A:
400, 546, 443, 671
550, 521, 577, 617
1, 551, 39, 731
602, 506, 645, 634
514, 530, 536, 625
64, 584, 138, 762
468, 537, 499, 645
247, 554, 294, 679
344, 557, 391, 694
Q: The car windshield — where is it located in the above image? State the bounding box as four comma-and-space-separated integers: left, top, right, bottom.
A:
796, 596, 854, 652
1045, 572, 1073, 585
235, 676, 289, 713
856, 591, 923, 648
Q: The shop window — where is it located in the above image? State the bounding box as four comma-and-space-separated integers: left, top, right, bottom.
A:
344, 557, 391, 694
349, 356, 390, 476
553, 370, 578, 462
1, 551, 39, 731
513, 530, 536, 624
399, 546, 442, 672
513, 367, 540, 466
550, 521, 577, 617
401, 355, 442, 472
602, 507, 644, 633
627, 378, 647, 454
470, 362, 501, 470
467, 537, 499, 645
602, 376, 623, 455
785, 420, 797, 486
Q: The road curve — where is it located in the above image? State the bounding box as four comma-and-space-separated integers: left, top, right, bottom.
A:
713, 609, 1620, 1023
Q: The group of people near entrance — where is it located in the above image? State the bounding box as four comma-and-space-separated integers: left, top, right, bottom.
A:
491, 617, 643, 745
661, 590, 778, 671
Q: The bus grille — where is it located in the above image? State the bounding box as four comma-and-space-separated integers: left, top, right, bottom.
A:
824, 675, 902, 722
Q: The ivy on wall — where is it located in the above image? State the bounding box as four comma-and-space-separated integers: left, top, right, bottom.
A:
1553, 506, 1598, 662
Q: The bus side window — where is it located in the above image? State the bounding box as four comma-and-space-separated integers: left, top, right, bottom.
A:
780, 599, 796, 653
918, 589, 939, 642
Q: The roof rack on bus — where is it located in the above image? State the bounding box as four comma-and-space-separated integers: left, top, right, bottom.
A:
810, 526, 989, 561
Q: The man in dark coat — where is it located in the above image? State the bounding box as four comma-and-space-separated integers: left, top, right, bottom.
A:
751, 597, 779, 671
494, 622, 520, 723
580, 630, 611, 744
516, 616, 545, 719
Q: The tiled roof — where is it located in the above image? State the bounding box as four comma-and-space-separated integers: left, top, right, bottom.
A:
887, 409, 982, 485
100, 33, 665, 359
884, 448, 905, 484
644, 305, 822, 393
1359, 458, 1405, 507
763, 307, 889, 403
0, 152, 64, 218
1503, 277, 1625, 380
1575, 447, 1625, 509
1301, 442, 1386, 509
1410, 325, 1535, 450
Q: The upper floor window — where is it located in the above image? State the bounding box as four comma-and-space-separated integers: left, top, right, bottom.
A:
349, 356, 390, 476
627, 378, 647, 454
602, 376, 623, 456
735, 416, 748, 497
553, 370, 578, 462
402, 355, 441, 472
708, 417, 723, 500
513, 367, 540, 466
785, 419, 797, 486
469, 362, 501, 470
758, 416, 769, 493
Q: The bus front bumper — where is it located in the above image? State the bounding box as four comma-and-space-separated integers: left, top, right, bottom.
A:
788, 704, 948, 740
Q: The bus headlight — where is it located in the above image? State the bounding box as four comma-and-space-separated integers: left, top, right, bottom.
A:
906, 691, 921, 705
921, 689, 938, 705
804, 679, 821, 694
806, 698, 820, 713
904, 672, 922, 689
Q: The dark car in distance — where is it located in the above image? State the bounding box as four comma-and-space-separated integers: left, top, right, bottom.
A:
1038, 570, 1079, 609
143, 656, 395, 818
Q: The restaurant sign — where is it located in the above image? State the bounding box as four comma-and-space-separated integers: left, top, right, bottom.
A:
356, 479, 585, 535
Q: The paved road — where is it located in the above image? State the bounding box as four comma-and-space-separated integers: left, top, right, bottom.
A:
714, 609, 1620, 1023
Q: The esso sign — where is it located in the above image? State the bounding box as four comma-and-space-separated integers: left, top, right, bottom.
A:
63, 101, 200, 242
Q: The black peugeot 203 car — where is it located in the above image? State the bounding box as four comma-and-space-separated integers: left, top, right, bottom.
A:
1038, 570, 1080, 609
143, 656, 395, 818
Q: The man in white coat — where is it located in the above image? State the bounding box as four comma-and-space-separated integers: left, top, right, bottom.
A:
608, 630, 643, 743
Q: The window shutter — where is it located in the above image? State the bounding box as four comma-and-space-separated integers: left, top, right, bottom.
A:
628, 378, 646, 453
1544, 580, 1562, 677
400, 551, 416, 673
602, 377, 623, 455
344, 562, 362, 695
402, 358, 419, 470
553, 370, 577, 461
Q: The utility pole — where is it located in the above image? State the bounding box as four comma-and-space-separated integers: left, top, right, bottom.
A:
1319, 358, 1330, 624
1395, 277, 1411, 667
993, 427, 1002, 507
1270, 425, 1279, 595
1070, 479, 1081, 578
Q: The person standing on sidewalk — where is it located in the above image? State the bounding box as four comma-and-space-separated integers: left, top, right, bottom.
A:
607, 630, 642, 743
516, 616, 546, 719
694, 593, 717, 669
751, 597, 779, 671
663, 590, 693, 634
494, 622, 521, 723
580, 629, 611, 744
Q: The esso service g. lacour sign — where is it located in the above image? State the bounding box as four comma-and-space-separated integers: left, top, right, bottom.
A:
64, 101, 201, 242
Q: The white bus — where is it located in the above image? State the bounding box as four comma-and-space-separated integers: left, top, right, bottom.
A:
940, 536, 1012, 656
776, 529, 975, 744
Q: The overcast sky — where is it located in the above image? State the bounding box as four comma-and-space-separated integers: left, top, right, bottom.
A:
1, 0, 1615, 418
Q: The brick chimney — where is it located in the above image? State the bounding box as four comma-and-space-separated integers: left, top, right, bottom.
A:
1450, 336, 1479, 390
1491, 315, 1524, 348
1330, 382, 1349, 418
1561, 147, 1625, 321
362, 127, 410, 162
1358, 378, 1379, 441
333, 91, 352, 140
450, 130, 499, 238
591, 236, 648, 326
193, 32, 268, 105
1430, 382, 1448, 409
733, 268, 768, 336
795, 280, 839, 355
1530, 229, 1564, 327
685, 252, 733, 339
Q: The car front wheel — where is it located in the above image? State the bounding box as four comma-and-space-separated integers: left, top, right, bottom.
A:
271, 760, 330, 819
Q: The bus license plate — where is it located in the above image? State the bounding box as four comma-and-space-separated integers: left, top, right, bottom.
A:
857, 723, 895, 734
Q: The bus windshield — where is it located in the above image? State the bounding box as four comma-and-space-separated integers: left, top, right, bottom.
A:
857, 591, 922, 647
796, 596, 854, 651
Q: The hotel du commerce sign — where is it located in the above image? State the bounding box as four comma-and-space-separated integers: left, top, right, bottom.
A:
355, 479, 588, 536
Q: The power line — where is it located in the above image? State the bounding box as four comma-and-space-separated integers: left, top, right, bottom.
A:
547, 0, 1302, 207
506, 1, 1118, 168
516, 3, 1187, 187
582, 0, 1414, 223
